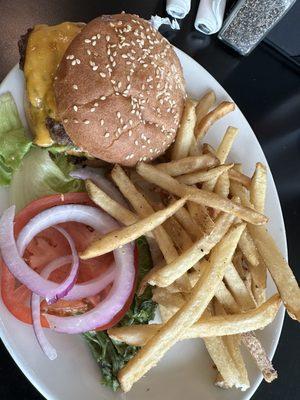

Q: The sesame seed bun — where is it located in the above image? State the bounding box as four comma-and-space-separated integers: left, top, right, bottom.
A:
54, 13, 186, 166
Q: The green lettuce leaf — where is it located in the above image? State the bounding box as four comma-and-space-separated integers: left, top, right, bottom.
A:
10, 147, 84, 211
0, 92, 32, 185
83, 236, 157, 391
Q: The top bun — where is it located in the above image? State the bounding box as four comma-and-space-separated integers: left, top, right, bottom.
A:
54, 13, 185, 166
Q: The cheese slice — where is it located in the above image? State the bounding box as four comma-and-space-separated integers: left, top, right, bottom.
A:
24, 22, 82, 146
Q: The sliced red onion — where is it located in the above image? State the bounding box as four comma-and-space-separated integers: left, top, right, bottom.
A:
0, 205, 119, 298
40, 255, 116, 301
31, 255, 116, 360
70, 167, 128, 208
46, 243, 135, 333
46, 227, 79, 305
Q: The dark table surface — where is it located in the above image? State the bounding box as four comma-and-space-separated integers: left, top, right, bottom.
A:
0, 1, 299, 399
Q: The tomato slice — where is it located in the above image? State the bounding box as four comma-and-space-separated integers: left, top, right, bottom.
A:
1, 192, 137, 330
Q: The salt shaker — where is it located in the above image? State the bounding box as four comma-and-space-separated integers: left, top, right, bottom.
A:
218, 0, 297, 55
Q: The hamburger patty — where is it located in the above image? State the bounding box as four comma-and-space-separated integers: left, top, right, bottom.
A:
45, 117, 74, 146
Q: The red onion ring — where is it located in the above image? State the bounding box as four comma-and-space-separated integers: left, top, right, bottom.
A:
38, 255, 116, 301
70, 167, 128, 207
46, 226, 79, 305
0, 205, 118, 297
46, 243, 135, 334
31, 258, 59, 361
31, 255, 115, 360
0, 204, 135, 333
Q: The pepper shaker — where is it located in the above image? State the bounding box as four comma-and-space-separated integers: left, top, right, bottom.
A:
218, 0, 297, 55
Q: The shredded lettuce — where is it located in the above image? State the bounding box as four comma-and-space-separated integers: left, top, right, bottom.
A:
10, 147, 84, 211
0, 92, 32, 185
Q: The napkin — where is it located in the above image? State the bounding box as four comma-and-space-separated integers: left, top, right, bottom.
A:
150, 15, 180, 31
166, 0, 191, 19
194, 0, 227, 35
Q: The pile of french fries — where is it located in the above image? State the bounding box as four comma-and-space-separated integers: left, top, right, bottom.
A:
80, 90, 300, 392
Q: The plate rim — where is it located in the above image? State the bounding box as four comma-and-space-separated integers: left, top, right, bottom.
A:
0, 48, 286, 400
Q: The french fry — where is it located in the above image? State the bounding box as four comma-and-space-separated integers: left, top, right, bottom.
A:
194, 101, 235, 142
152, 287, 185, 309
202, 126, 238, 192
146, 212, 235, 288
216, 282, 241, 314
156, 155, 219, 177
118, 223, 245, 391
136, 162, 267, 225
241, 332, 278, 383
108, 294, 281, 346
159, 304, 175, 322
213, 301, 250, 390
195, 90, 216, 121
238, 228, 260, 267
177, 164, 233, 185
224, 263, 256, 311
250, 163, 267, 214
187, 201, 215, 235
172, 202, 203, 240
202, 143, 217, 156
229, 168, 251, 188
80, 197, 187, 259
85, 180, 138, 226
163, 217, 193, 252
203, 310, 242, 389
189, 91, 216, 156
248, 224, 300, 321
171, 99, 197, 160
215, 171, 230, 199
249, 162, 268, 304
111, 165, 179, 263
188, 263, 240, 314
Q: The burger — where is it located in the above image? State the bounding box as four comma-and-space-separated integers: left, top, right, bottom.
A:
19, 13, 186, 166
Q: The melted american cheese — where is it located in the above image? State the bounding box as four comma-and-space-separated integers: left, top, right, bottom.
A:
24, 22, 81, 146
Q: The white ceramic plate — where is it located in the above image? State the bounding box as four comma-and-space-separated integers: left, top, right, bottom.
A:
0, 48, 286, 400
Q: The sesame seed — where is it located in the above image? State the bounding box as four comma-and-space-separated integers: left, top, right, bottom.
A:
117, 112, 121, 118
84, 120, 90, 124
92, 65, 98, 71
72, 84, 78, 90
92, 35, 96, 40
87, 49, 91, 55
74, 119, 79, 124
134, 140, 138, 145
97, 33, 101, 39
106, 35, 110, 41
100, 72, 106, 78
76, 59, 81, 64
117, 82, 122, 88
122, 54, 128, 59
90, 107, 96, 112
92, 41, 96, 46
100, 96, 106, 100
71, 60, 76, 66
100, 119, 104, 126
73, 105, 78, 112
104, 132, 110, 138
130, 154, 134, 159
63, 118, 68, 123
94, 102, 99, 107
85, 39, 91, 43
128, 130, 133, 137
